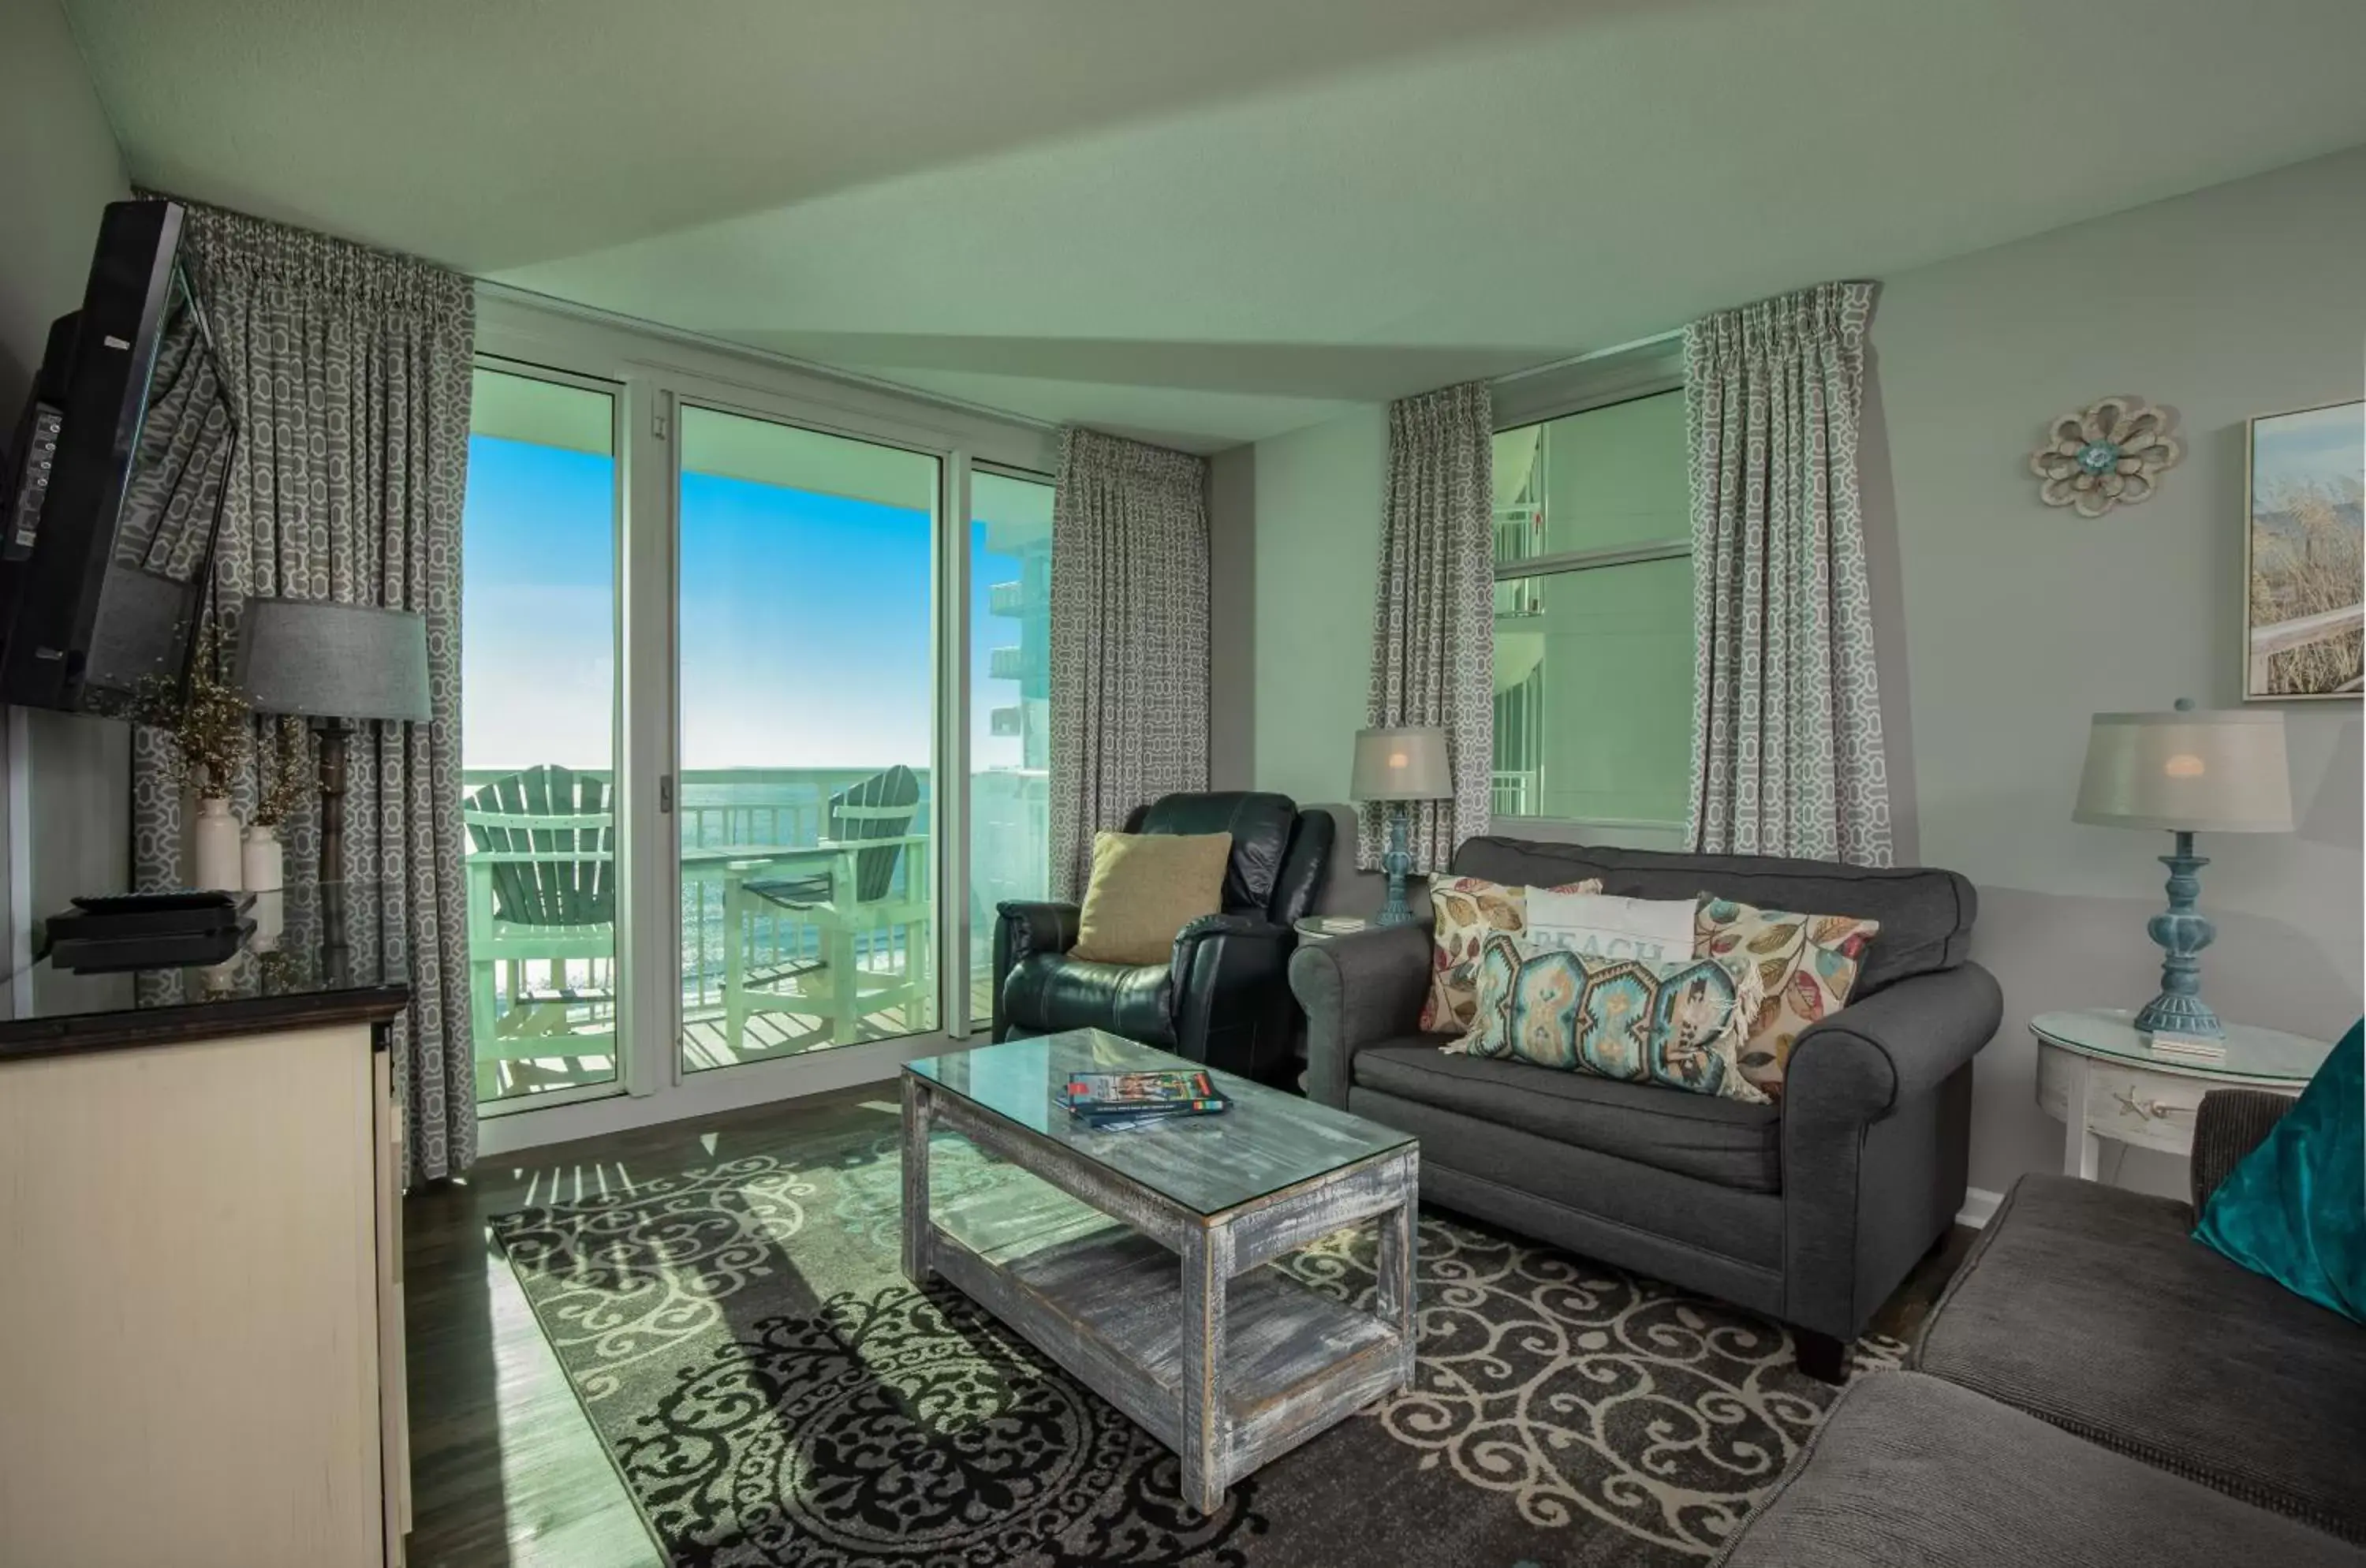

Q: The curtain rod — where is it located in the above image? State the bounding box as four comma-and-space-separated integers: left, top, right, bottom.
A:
473, 278, 1065, 436
1490, 326, 1684, 388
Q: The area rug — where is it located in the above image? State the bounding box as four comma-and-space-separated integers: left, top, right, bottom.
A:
491, 1122, 1904, 1567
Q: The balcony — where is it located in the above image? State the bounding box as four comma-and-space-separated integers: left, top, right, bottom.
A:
988, 645, 1028, 681
465, 764, 1050, 1103
988, 580, 1026, 617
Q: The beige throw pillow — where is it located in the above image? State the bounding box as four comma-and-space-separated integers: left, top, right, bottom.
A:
1420, 875, 1605, 1034
1068, 831, 1233, 965
1693, 894, 1882, 1099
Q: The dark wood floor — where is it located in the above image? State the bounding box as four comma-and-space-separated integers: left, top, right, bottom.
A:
403, 1084, 900, 1568
402, 1090, 1974, 1566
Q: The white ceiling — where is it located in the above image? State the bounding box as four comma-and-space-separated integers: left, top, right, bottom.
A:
66, 0, 2366, 452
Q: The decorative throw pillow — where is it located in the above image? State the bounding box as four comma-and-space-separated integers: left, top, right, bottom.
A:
1068, 831, 1232, 965
1420, 875, 1603, 1034
1525, 890, 1700, 962
2192, 1020, 2364, 1324
1446, 932, 1770, 1104
1694, 895, 1882, 1098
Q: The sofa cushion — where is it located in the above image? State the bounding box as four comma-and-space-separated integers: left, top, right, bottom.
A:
1450, 837, 1976, 996
1714, 1371, 2366, 1568
1353, 1041, 1782, 1191
999, 953, 1174, 1046
1069, 830, 1230, 965
1913, 1174, 2366, 1543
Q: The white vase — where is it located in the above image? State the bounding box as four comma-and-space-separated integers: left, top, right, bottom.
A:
192, 796, 244, 892
242, 821, 284, 893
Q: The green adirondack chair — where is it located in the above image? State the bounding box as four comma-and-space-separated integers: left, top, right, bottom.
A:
464, 764, 617, 1100
722, 764, 931, 1053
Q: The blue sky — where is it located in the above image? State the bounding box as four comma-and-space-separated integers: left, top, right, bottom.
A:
461, 434, 1031, 773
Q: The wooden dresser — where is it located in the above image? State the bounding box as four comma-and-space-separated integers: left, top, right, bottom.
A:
0, 895, 412, 1567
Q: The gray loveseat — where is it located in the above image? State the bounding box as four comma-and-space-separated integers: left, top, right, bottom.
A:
1288, 835, 2002, 1378
1715, 1089, 2366, 1566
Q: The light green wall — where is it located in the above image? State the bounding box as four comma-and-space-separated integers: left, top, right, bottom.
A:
1247, 406, 1386, 807
1876, 144, 2365, 1199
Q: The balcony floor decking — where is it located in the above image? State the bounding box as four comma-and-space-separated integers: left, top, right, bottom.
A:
480, 980, 995, 1103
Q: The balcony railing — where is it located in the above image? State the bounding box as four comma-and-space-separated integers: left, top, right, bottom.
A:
463, 766, 1051, 1094
988, 580, 1026, 617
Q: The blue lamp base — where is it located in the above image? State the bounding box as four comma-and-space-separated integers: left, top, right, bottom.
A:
2133, 830, 2222, 1040
1375, 801, 1418, 927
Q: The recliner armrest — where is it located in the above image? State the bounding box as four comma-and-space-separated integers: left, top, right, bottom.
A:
1289, 922, 1435, 1108
1783, 961, 2003, 1125
991, 900, 1083, 1040
1171, 914, 1298, 1083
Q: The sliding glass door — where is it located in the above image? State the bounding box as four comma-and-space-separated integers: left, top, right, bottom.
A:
458, 323, 1057, 1134
674, 405, 942, 1071
460, 366, 623, 1107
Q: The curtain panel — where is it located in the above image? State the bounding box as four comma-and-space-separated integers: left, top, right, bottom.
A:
1684, 279, 1893, 867
1047, 427, 1211, 902
1362, 380, 1495, 872
129, 194, 478, 1183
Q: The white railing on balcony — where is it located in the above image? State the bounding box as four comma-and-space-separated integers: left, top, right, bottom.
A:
462, 764, 1051, 1025
988, 580, 1025, 617
1491, 769, 1537, 818
988, 645, 1028, 681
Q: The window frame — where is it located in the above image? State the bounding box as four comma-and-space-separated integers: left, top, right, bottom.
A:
1490, 364, 1694, 838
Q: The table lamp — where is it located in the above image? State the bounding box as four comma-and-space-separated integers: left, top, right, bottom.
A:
2073, 699, 2291, 1043
234, 598, 432, 886
1351, 725, 1451, 928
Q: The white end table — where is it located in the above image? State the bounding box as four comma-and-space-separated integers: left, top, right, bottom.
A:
2031, 1009, 2331, 1181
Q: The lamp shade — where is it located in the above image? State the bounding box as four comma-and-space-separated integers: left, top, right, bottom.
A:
1350, 725, 1452, 801
234, 598, 431, 722
2073, 706, 2292, 833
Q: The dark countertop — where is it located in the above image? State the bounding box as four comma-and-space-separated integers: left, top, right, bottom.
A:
0, 880, 409, 1062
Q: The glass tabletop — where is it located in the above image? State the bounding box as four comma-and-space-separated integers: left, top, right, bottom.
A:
2029, 1009, 2333, 1081
905, 1030, 1415, 1217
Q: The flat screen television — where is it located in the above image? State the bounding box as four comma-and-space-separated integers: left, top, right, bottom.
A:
0, 198, 237, 714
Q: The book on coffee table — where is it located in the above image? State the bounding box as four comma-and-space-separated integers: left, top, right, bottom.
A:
1058, 1068, 1228, 1125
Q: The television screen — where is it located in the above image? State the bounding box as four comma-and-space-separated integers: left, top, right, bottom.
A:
0, 200, 237, 714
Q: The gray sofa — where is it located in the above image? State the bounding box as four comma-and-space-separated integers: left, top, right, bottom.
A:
1289, 836, 2002, 1379
1717, 1088, 2366, 1566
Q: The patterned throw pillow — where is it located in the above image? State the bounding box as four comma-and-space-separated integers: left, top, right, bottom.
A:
1446, 932, 1769, 1103
1524, 889, 1700, 962
1420, 875, 1604, 1034
1693, 895, 1882, 1099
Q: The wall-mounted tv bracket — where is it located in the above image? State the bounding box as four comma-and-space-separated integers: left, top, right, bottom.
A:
6, 403, 65, 562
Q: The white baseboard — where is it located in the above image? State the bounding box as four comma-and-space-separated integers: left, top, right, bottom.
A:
1955, 1186, 2002, 1229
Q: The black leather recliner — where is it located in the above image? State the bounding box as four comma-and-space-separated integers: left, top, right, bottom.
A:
991, 791, 1334, 1085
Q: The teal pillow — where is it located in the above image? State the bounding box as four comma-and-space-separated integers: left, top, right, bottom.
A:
2192, 1019, 2364, 1323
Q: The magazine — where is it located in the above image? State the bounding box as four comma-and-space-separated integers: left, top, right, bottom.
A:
1059, 1069, 1228, 1116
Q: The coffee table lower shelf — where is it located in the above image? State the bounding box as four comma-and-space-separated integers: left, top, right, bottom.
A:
928, 1209, 1406, 1488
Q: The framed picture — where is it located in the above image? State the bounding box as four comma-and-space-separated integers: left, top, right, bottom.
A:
2243, 399, 2363, 700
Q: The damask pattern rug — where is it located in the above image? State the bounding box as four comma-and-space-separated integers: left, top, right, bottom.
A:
490, 1125, 1905, 1567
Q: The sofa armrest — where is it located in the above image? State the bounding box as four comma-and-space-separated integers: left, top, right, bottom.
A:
991, 900, 1082, 1040
1784, 961, 2004, 1125
1289, 922, 1434, 1109
2189, 1088, 2292, 1214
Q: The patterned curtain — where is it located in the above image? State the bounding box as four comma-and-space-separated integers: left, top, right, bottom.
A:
129, 195, 477, 1183
1047, 427, 1211, 902
1361, 381, 1495, 872
1684, 280, 1892, 866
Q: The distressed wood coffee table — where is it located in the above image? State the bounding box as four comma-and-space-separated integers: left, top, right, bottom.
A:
901, 1029, 1418, 1514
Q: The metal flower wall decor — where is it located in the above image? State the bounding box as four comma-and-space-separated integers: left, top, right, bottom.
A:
2029, 394, 2183, 517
